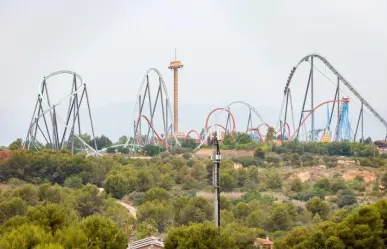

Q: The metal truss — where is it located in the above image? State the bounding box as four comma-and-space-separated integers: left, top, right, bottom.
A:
280, 54, 386, 142
24, 71, 98, 155
125, 68, 180, 151
195, 101, 266, 149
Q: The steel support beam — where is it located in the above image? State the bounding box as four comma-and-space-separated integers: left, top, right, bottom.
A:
296, 66, 313, 140
311, 57, 315, 141
283, 89, 290, 141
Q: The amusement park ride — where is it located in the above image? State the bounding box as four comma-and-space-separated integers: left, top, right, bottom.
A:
23, 54, 387, 155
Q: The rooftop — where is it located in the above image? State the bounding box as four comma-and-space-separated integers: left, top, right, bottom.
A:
129, 236, 164, 249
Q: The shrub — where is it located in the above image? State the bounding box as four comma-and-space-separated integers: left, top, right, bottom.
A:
128, 191, 145, 206
290, 178, 303, 192
359, 157, 386, 168
348, 179, 365, 192
182, 152, 191, 160
234, 156, 257, 167
360, 158, 372, 166
236, 190, 275, 204
337, 189, 357, 208
265, 155, 281, 164
330, 178, 347, 193
254, 147, 265, 160
314, 178, 330, 191
64, 175, 84, 189
143, 145, 165, 156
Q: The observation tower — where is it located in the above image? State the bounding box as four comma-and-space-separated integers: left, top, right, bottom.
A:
168, 51, 183, 135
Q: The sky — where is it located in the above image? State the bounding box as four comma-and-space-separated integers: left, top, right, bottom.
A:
1, 0, 387, 145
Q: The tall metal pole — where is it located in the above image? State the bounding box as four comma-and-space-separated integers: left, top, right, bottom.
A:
311, 57, 315, 141
296, 68, 312, 140
280, 120, 283, 141
159, 79, 167, 146
85, 86, 98, 152
361, 102, 364, 142
328, 86, 339, 129
283, 89, 290, 141
74, 75, 82, 139
212, 132, 221, 228
225, 107, 231, 134
166, 99, 169, 147
246, 110, 252, 133
138, 94, 142, 141
337, 76, 340, 120
146, 76, 154, 144
354, 103, 363, 142
289, 89, 296, 134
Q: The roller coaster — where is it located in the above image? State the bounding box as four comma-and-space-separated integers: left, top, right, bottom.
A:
23, 54, 387, 155
24, 71, 100, 155
279, 54, 387, 143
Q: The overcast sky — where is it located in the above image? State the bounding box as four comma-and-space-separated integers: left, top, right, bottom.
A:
1, 0, 387, 145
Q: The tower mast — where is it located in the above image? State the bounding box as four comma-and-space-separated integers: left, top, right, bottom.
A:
168, 50, 183, 133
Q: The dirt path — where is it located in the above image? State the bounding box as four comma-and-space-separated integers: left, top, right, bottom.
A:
118, 201, 137, 218
98, 188, 137, 218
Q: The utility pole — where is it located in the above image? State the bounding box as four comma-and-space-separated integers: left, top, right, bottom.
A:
212, 131, 221, 228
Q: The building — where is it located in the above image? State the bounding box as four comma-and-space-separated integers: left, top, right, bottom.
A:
254, 237, 273, 249
129, 236, 164, 249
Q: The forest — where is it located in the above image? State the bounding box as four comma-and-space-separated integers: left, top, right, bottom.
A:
1, 137, 387, 248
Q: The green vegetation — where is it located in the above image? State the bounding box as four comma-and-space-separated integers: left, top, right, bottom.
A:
0, 183, 130, 249
1, 136, 387, 248
221, 133, 260, 150
274, 140, 379, 157
275, 200, 387, 248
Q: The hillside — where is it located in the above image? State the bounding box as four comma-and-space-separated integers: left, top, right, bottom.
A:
0, 141, 387, 248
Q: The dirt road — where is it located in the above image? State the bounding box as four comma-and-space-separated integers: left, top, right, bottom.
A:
98, 188, 137, 218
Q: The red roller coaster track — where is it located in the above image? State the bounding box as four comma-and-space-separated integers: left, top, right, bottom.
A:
137, 115, 167, 147
185, 129, 201, 141
205, 108, 236, 134
290, 99, 347, 140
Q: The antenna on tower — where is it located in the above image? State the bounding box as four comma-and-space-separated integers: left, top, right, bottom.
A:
174, 48, 177, 61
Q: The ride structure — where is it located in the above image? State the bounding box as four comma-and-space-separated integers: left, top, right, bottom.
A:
335, 98, 351, 141
23, 53, 387, 155
125, 68, 180, 151
168, 51, 184, 134
193, 101, 267, 149
24, 71, 98, 155
280, 54, 387, 143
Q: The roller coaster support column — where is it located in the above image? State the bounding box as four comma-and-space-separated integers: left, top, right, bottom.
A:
138, 94, 142, 137
354, 102, 364, 142
225, 107, 231, 134
146, 75, 155, 144
311, 57, 315, 141
337, 77, 340, 121
159, 76, 167, 146
212, 132, 221, 228
282, 88, 290, 141
246, 109, 252, 133
328, 78, 340, 129
296, 63, 313, 140
362, 104, 364, 142
166, 99, 169, 145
